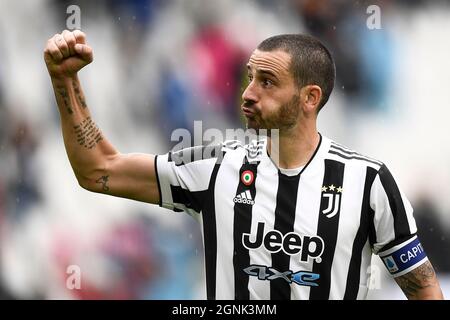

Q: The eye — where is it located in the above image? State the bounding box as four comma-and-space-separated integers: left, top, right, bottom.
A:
247, 74, 254, 82
262, 78, 274, 87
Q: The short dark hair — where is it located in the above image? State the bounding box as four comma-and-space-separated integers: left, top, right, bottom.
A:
257, 34, 335, 111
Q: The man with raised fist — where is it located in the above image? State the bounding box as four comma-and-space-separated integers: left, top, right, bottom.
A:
44, 30, 443, 300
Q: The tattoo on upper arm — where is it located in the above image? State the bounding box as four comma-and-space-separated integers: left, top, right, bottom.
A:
395, 260, 437, 299
72, 80, 87, 108
96, 175, 110, 191
73, 117, 103, 149
57, 87, 73, 115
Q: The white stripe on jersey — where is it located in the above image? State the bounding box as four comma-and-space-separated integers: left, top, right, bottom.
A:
329, 160, 367, 299
370, 173, 416, 254
214, 150, 244, 299
370, 174, 398, 254
400, 189, 417, 236
156, 153, 174, 207
357, 243, 373, 300
289, 156, 324, 300
248, 156, 278, 300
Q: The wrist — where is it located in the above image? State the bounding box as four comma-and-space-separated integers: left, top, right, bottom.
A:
50, 74, 79, 86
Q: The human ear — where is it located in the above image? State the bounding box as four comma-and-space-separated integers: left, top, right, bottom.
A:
301, 85, 322, 113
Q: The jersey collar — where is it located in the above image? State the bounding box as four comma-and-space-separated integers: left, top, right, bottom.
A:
261, 132, 330, 177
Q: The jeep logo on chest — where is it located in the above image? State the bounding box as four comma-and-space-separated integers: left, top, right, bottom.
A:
242, 222, 324, 263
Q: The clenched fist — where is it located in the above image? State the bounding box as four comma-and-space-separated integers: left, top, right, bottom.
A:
44, 30, 93, 78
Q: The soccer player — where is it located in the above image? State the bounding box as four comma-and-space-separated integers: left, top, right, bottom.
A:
44, 30, 443, 300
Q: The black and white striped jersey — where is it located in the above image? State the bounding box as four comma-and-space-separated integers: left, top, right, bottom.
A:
155, 134, 426, 300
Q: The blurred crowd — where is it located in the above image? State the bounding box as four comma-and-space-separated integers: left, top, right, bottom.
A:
0, 0, 449, 299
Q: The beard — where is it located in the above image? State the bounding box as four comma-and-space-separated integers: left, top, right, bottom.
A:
245, 94, 300, 134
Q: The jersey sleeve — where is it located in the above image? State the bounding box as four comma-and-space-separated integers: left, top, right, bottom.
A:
155, 145, 220, 216
370, 164, 427, 277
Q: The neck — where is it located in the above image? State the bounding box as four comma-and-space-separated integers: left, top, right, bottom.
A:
267, 123, 320, 169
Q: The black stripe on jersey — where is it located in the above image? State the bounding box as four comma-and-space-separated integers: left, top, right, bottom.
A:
369, 213, 377, 247
233, 159, 259, 300
268, 134, 321, 299
344, 166, 377, 300
378, 164, 412, 246
330, 143, 381, 164
170, 186, 206, 213
154, 155, 162, 207
329, 149, 382, 167
330, 144, 382, 166
202, 154, 225, 300
270, 173, 301, 300
309, 159, 345, 300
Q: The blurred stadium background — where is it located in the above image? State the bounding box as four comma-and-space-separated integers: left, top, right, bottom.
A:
0, 0, 449, 299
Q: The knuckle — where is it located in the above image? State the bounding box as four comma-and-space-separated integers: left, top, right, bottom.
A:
63, 30, 74, 39
48, 43, 57, 52
50, 47, 60, 55
64, 36, 74, 45
74, 30, 86, 38
66, 36, 76, 45
58, 42, 68, 50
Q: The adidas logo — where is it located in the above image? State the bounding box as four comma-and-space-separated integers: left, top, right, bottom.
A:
233, 190, 255, 205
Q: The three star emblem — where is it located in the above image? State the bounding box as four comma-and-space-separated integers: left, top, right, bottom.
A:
321, 185, 343, 193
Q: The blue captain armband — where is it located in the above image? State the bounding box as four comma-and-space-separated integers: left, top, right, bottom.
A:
379, 236, 428, 277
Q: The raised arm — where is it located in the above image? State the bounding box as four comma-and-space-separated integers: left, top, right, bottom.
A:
44, 30, 159, 204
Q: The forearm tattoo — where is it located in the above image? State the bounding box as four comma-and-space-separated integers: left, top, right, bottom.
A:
73, 117, 103, 149
72, 79, 87, 108
57, 87, 73, 115
96, 175, 110, 191
395, 261, 437, 299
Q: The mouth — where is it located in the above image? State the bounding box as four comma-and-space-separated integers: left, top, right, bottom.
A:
241, 106, 256, 118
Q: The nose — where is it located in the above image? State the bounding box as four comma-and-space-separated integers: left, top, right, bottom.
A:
241, 81, 258, 105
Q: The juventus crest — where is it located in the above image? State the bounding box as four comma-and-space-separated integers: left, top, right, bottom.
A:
321, 184, 343, 218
